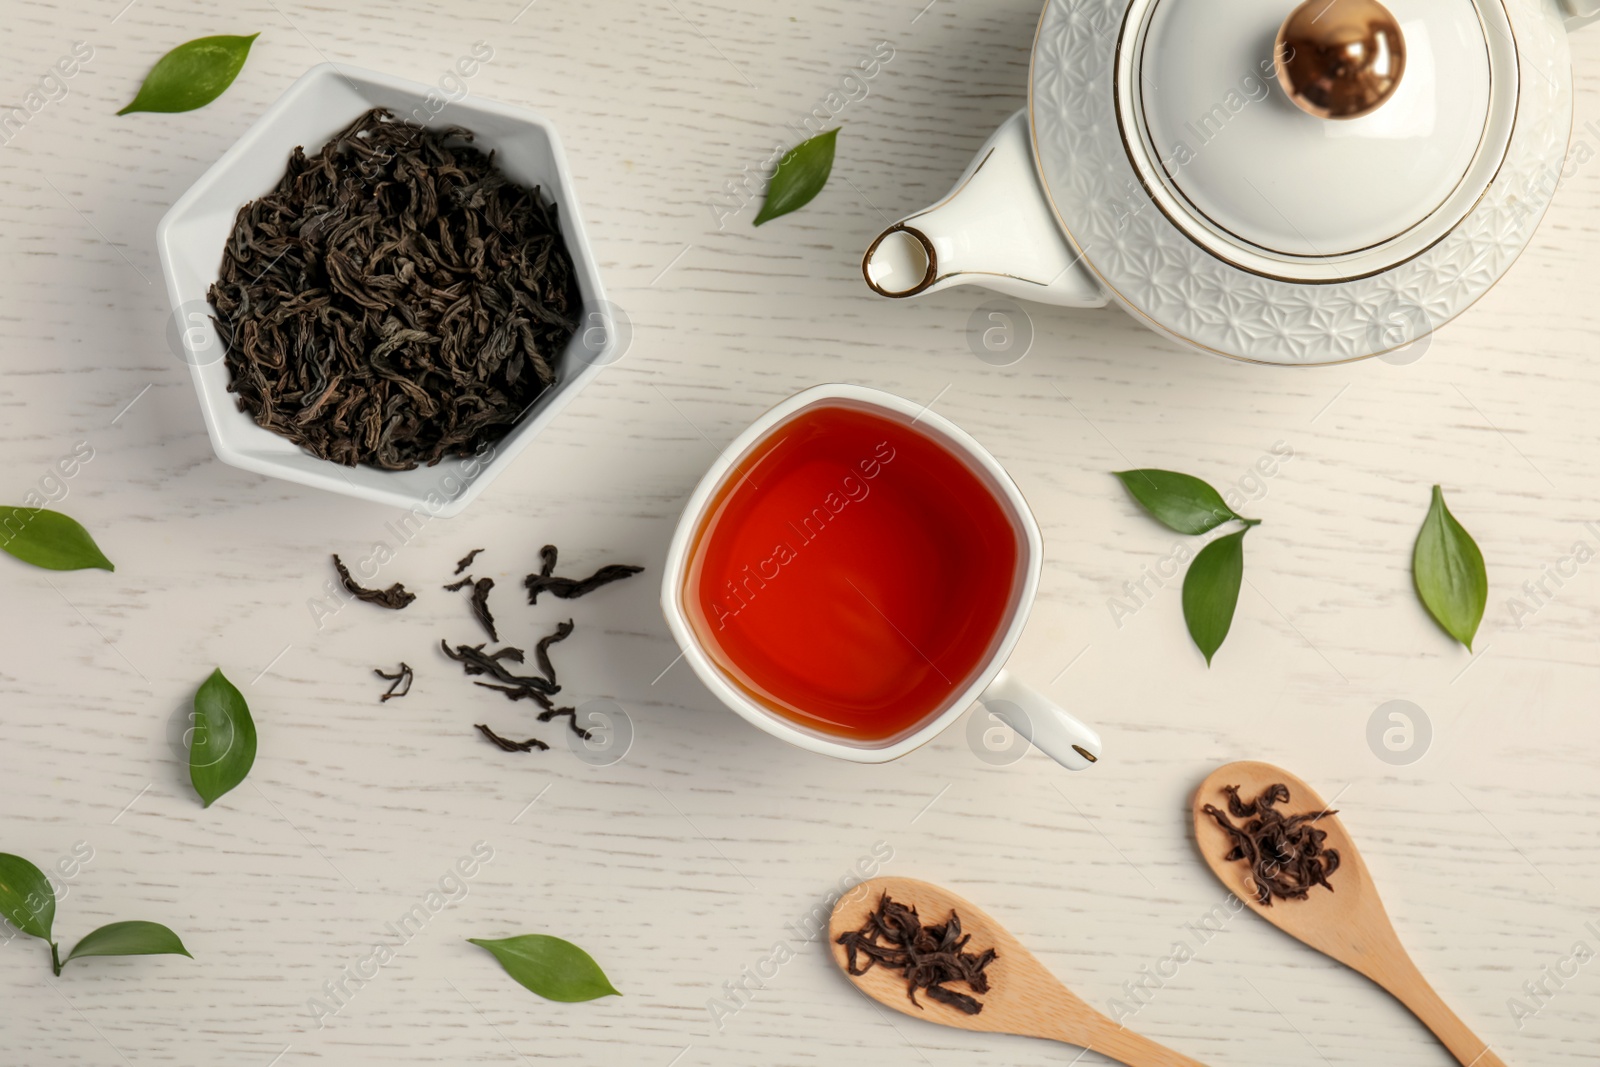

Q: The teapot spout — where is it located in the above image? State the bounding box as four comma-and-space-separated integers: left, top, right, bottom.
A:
862, 109, 1107, 308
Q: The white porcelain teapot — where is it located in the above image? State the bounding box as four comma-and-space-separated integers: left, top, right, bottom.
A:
863, 0, 1599, 364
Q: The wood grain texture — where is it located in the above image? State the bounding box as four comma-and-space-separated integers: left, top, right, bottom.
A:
0, 1, 1596, 1065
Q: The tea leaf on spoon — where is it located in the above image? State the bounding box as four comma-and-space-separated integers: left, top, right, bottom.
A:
1114, 470, 1256, 535
0, 853, 56, 943
118, 33, 260, 115
1412, 485, 1486, 650
1182, 529, 1248, 666
754, 128, 838, 226
189, 669, 258, 808
0, 508, 114, 571
62, 921, 192, 969
468, 934, 621, 1002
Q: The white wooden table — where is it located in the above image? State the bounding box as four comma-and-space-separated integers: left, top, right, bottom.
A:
2, 1, 1597, 1064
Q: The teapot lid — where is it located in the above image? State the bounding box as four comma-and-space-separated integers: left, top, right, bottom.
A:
1029, 0, 1572, 362
1132, 0, 1508, 275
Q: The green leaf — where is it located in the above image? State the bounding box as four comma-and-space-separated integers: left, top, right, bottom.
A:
1182, 529, 1248, 666
0, 508, 114, 571
1113, 470, 1255, 535
468, 934, 621, 1002
190, 669, 257, 808
0, 854, 56, 943
753, 128, 838, 226
118, 33, 260, 116
63, 921, 191, 968
1412, 485, 1487, 650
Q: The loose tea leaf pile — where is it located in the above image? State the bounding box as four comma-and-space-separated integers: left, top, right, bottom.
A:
210, 108, 581, 470
836, 894, 997, 1015
1202, 783, 1342, 906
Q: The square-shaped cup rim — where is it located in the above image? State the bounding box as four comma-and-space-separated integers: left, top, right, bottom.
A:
659, 382, 1044, 764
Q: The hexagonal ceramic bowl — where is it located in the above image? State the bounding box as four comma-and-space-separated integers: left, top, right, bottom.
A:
156, 63, 615, 516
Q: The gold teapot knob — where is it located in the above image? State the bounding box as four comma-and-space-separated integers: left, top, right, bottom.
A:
1275, 0, 1406, 120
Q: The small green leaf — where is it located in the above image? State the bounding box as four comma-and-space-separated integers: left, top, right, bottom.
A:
468, 934, 621, 1002
0, 508, 114, 571
1412, 485, 1487, 650
63, 922, 192, 968
1182, 529, 1248, 666
190, 669, 257, 808
1113, 470, 1254, 535
118, 33, 260, 116
0, 854, 56, 943
753, 128, 838, 226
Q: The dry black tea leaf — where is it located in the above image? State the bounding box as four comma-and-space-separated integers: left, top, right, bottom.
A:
533, 619, 574, 686
836, 894, 996, 1015
209, 108, 580, 470
468, 577, 498, 642
333, 554, 415, 609
455, 548, 484, 575
524, 544, 643, 604
537, 705, 593, 742
475, 723, 548, 753
1202, 783, 1341, 906
441, 640, 558, 707
374, 662, 413, 702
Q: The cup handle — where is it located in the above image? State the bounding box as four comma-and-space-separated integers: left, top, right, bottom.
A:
980, 669, 1103, 770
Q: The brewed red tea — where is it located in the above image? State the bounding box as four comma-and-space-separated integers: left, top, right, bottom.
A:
684, 402, 1020, 741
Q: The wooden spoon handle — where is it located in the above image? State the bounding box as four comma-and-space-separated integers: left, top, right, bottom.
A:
1074, 1016, 1212, 1067
1382, 960, 1508, 1067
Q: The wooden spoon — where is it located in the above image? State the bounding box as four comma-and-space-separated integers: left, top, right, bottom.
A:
1192, 761, 1507, 1067
828, 876, 1209, 1067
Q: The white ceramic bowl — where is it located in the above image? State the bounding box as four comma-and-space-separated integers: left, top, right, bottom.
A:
155, 63, 615, 516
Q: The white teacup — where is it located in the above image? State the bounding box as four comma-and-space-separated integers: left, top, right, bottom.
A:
660, 384, 1102, 769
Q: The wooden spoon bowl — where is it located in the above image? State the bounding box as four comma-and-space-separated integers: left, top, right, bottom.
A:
829, 876, 1210, 1067
1192, 761, 1508, 1067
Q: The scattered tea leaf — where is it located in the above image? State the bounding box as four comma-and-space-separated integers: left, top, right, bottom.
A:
754, 128, 838, 226
442, 641, 558, 706
189, 669, 258, 808
1182, 529, 1248, 666
468, 577, 498, 642
62, 921, 191, 968
474, 724, 549, 753
533, 619, 574, 686
1412, 485, 1487, 650
524, 545, 643, 604
334, 554, 415, 610
1113, 470, 1255, 536
0, 853, 55, 943
118, 33, 260, 115
374, 662, 413, 703
0, 508, 114, 571
468, 934, 620, 1002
